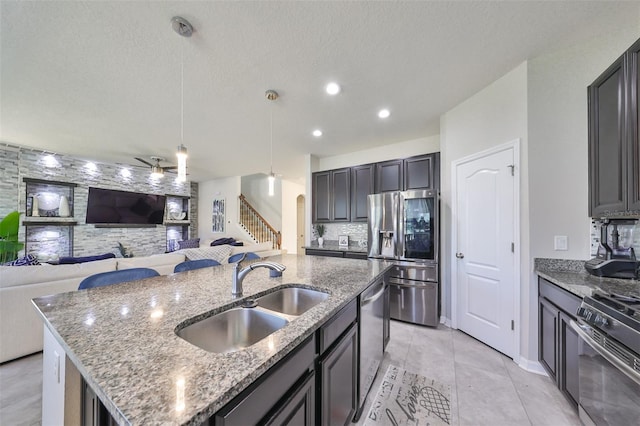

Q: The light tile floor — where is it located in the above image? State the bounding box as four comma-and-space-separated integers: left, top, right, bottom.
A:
0, 322, 580, 426
0, 352, 42, 426
356, 321, 581, 426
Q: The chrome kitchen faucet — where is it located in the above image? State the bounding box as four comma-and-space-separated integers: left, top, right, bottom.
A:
231, 254, 286, 297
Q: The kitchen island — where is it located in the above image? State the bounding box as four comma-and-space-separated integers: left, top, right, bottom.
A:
32, 254, 391, 425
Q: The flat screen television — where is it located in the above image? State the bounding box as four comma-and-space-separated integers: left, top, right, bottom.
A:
86, 187, 166, 225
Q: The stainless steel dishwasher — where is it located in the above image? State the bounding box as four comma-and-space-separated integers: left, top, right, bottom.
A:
355, 278, 387, 419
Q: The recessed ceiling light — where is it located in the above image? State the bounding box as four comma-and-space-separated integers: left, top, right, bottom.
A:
312, 129, 323, 137
326, 82, 341, 95
378, 109, 390, 119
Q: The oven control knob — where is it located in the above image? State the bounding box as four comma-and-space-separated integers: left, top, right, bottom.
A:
576, 307, 588, 319
593, 314, 608, 327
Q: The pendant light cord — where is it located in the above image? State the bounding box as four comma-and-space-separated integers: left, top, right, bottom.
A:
270, 107, 273, 174
181, 38, 184, 145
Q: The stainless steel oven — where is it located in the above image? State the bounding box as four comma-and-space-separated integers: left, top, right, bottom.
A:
570, 292, 640, 425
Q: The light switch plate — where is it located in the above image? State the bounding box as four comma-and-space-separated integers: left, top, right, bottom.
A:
554, 235, 568, 251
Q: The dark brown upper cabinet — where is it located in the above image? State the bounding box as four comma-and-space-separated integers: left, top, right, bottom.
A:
313, 172, 331, 222
375, 159, 404, 192
312, 153, 440, 223
589, 37, 640, 217
376, 154, 440, 193
628, 38, 640, 213
351, 164, 374, 222
312, 168, 350, 223
404, 153, 440, 191
331, 168, 351, 222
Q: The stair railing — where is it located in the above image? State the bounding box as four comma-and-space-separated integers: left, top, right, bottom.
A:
238, 194, 281, 249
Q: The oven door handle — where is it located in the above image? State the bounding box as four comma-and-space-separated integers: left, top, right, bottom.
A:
570, 320, 640, 386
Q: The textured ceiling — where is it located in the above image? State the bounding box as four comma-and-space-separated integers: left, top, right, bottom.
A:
1, 1, 637, 183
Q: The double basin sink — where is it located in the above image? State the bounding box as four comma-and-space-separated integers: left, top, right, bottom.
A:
176, 286, 328, 354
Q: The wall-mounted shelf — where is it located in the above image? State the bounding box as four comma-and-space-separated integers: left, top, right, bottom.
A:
23, 218, 77, 226
93, 224, 158, 228
165, 194, 191, 251
164, 220, 190, 226
22, 178, 77, 257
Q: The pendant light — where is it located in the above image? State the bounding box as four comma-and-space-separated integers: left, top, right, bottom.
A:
172, 16, 192, 183
266, 90, 279, 196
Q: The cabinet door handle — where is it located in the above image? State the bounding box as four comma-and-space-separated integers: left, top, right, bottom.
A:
456, 252, 464, 259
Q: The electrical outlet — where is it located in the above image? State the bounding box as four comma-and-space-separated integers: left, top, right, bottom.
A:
53, 350, 60, 383
554, 235, 568, 251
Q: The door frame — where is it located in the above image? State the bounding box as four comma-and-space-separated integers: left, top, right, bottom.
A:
450, 139, 521, 360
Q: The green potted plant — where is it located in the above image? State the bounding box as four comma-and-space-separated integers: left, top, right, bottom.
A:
314, 224, 325, 247
0, 211, 24, 263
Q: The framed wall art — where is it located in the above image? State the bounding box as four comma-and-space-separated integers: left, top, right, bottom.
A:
212, 198, 225, 233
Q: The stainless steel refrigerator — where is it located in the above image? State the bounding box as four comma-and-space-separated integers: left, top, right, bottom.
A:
367, 190, 439, 326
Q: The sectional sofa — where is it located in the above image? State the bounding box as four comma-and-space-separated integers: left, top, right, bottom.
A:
0, 241, 280, 363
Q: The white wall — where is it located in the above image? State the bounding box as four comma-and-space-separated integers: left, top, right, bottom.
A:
528, 29, 640, 261
316, 136, 440, 172
440, 24, 640, 366
199, 174, 302, 253
241, 173, 282, 230
304, 154, 320, 246
281, 179, 305, 254
527, 27, 640, 363
440, 62, 529, 361
198, 176, 251, 242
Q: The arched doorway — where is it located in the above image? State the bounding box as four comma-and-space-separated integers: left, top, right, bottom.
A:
296, 195, 305, 253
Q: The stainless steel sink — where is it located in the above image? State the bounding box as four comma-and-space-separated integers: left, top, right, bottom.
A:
256, 287, 329, 316
176, 308, 288, 354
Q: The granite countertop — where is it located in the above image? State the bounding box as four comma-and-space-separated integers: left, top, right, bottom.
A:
535, 258, 640, 299
305, 241, 368, 253
32, 254, 392, 426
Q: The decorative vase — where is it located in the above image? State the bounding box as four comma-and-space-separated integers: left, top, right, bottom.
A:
58, 196, 70, 217
318, 237, 324, 247
32, 195, 40, 217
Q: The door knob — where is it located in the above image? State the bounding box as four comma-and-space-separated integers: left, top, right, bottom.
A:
456, 252, 464, 259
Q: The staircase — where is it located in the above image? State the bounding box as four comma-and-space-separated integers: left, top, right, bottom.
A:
238, 194, 281, 249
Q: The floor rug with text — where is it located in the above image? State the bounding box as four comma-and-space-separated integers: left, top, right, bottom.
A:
364, 365, 451, 426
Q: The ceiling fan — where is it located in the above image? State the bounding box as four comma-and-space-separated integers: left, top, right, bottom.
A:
134, 156, 177, 176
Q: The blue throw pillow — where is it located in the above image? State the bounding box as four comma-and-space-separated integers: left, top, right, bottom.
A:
210, 237, 235, 246
3, 254, 41, 266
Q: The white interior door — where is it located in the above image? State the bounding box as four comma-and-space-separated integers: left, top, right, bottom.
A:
453, 144, 517, 358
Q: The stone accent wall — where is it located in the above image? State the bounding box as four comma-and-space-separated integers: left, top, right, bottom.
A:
0, 145, 198, 259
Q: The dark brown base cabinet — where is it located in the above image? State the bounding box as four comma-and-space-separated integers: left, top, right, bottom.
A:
265, 373, 315, 426
305, 248, 368, 260
319, 324, 358, 426
538, 278, 580, 408
212, 300, 359, 425
212, 336, 316, 425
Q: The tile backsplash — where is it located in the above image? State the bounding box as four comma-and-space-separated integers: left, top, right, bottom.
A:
313, 222, 367, 246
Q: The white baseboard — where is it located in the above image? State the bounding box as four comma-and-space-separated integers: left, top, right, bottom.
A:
518, 356, 548, 376
440, 316, 452, 327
